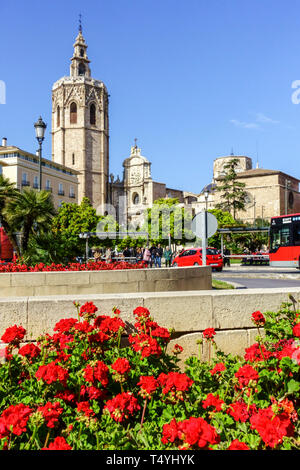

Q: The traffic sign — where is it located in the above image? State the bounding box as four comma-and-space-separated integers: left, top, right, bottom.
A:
191, 212, 218, 239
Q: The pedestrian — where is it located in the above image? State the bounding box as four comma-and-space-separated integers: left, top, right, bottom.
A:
143, 246, 151, 267
155, 243, 163, 268
123, 246, 131, 260
149, 244, 157, 268
94, 249, 102, 263
164, 246, 172, 267
136, 247, 143, 264
105, 247, 112, 264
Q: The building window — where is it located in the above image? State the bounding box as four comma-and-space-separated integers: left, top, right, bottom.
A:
90, 103, 96, 125
57, 106, 60, 127
70, 102, 77, 124
22, 172, 29, 186
58, 183, 64, 196
289, 191, 294, 209
33, 175, 38, 189
45, 179, 51, 191
80, 48, 84, 57
72, 153, 75, 165
78, 63, 85, 76
133, 193, 139, 205
69, 185, 75, 198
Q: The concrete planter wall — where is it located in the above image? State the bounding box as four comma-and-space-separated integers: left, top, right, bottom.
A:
0, 266, 212, 297
0, 287, 298, 364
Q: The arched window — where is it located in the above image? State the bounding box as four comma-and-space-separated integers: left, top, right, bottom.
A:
57, 106, 60, 127
78, 63, 85, 76
90, 103, 96, 125
133, 193, 139, 205
70, 102, 77, 124
80, 48, 84, 57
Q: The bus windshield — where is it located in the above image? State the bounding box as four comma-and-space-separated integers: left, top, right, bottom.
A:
270, 225, 291, 252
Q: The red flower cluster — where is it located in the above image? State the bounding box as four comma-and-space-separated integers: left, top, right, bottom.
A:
77, 401, 95, 417
129, 333, 162, 358
42, 436, 72, 450
202, 393, 225, 412
83, 361, 109, 387
35, 361, 69, 386
37, 402, 63, 428
162, 416, 220, 449
79, 302, 98, 321
202, 328, 216, 339
210, 362, 226, 376
244, 343, 271, 362
228, 439, 250, 450
158, 372, 193, 402
0, 404, 32, 438
0, 261, 145, 273
1, 325, 26, 345
250, 406, 294, 448
235, 364, 259, 388
227, 401, 256, 422
18, 343, 41, 359
293, 322, 300, 338
137, 376, 159, 399
104, 392, 140, 423
251, 311, 266, 326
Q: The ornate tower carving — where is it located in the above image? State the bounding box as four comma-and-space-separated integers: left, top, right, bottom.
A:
51, 28, 109, 209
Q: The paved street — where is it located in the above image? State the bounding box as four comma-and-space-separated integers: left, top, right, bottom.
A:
212, 265, 300, 288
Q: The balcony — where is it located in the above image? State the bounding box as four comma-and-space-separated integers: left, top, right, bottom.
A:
58, 190, 65, 196
69, 193, 76, 199
45, 187, 52, 192
21, 181, 30, 187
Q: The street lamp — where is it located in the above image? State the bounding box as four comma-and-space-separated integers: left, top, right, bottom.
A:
203, 190, 209, 266
34, 116, 47, 191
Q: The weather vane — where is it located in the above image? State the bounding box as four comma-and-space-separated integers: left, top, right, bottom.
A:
79, 14, 82, 33
134, 138, 138, 148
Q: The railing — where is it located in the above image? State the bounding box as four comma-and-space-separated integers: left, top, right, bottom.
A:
58, 190, 65, 196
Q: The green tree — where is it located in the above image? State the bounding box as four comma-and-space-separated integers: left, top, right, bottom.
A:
52, 197, 118, 259
143, 197, 194, 247
4, 189, 56, 256
0, 174, 19, 252
215, 158, 247, 219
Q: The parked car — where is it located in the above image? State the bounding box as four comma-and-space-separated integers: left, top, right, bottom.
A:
172, 247, 223, 271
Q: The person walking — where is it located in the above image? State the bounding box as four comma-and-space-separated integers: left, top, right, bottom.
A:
164, 246, 172, 267
105, 247, 112, 264
155, 243, 163, 268
223, 245, 231, 267
149, 244, 156, 268
143, 246, 151, 267
136, 247, 143, 264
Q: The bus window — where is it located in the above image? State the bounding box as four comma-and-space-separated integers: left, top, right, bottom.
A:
270, 226, 291, 251
292, 222, 300, 246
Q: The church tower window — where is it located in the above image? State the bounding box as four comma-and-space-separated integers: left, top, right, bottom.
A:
78, 63, 85, 76
90, 103, 96, 125
80, 48, 84, 57
70, 102, 77, 124
57, 106, 60, 127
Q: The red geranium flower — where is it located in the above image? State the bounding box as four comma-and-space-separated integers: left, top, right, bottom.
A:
0, 404, 32, 438
18, 343, 41, 359
292, 323, 300, 338
251, 310, 266, 326
77, 401, 95, 417
111, 358, 131, 375
210, 362, 226, 376
250, 407, 294, 448
1, 325, 26, 345
202, 393, 225, 412
228, 439, 250, 450
83, 360, 109, 387
137, 376, 159, 398
104, 392, 140, 423
35, 361, 69, 386
203, 328, 216, 339
42, 436, 72, 450
37, 402, 63, 428
235, 364, 259, 388
162, 416, 220, 449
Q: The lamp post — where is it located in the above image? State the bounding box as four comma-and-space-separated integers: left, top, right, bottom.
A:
34, 116, 47, 191
285, 179, 291, 214
203, 190, 209, 266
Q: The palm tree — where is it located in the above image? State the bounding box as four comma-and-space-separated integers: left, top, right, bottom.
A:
4, 189, 56, 256
0, 174, 19, 252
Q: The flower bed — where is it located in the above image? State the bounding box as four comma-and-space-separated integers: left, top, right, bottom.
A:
0, 261, 145, 273
0, 300, 299, 450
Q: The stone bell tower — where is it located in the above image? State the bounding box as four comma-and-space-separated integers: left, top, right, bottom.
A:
51, 25, 109, 209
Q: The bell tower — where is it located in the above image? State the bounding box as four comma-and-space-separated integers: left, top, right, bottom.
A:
51, 24, 109, 209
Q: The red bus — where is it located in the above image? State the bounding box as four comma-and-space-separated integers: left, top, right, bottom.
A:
269, 213, 300, 269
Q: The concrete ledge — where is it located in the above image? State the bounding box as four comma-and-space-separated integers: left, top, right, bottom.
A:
0, 266, 212, 297
0, 287, 298, 361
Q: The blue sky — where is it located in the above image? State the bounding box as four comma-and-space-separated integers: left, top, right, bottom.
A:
1, 0, 300, 194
